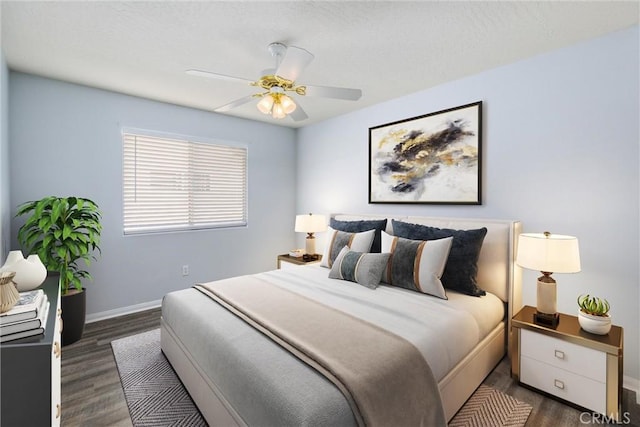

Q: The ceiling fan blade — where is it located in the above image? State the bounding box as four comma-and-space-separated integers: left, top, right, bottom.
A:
186, 69, 254, 85
289, 104, 309, 122
214, 95, 256, 112
304, 84, 362, 101
276, 46, 314, 82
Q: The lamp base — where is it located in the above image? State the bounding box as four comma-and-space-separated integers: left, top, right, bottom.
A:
534, 311, 559, 328
305, 235, 316, 257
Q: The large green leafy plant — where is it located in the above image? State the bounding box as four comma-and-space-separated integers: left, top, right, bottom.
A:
16, 196, 102, 295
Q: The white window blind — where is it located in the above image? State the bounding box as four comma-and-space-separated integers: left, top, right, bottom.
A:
123, 132, 247, 235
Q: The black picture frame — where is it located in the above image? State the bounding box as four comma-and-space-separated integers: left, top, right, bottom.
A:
369, 101, 482, 205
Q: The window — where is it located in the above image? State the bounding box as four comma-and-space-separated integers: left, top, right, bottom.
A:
123, 131, 247, 235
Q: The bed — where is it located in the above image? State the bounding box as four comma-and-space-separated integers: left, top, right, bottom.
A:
161, 214, 522, 425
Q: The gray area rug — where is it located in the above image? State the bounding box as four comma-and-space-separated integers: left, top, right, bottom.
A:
449, 385, 532, 427
111, 329, 207, 426
112, 329, 532, 427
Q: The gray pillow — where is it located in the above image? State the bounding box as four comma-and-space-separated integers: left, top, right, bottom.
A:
329, 218, 387, 253
381, 232, 452, 299
328, 246, 391, 289
391, 219, 487, 296
320, 228, 376, 268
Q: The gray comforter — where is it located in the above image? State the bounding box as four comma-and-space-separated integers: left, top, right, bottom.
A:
163, 287, 357, 426
195, 277, 445, 426
162, 272, 447, 427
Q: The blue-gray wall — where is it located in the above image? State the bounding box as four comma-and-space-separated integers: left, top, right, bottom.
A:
296, 26, 640, 381
0, 52, 9, 262
8, 73, 297, 315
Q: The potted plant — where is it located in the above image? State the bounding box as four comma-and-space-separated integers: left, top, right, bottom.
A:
16, 196, 102, 345
577, 294, 611, 335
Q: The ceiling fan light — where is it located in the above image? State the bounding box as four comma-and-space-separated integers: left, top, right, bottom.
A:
257, 95, 274, 114
272, 102, 286, 119
280, 94, 297, 114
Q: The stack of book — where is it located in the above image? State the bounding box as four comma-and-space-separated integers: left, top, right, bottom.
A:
0, 289, 50, 343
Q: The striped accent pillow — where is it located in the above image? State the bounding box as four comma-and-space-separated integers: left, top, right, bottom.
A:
381, 231, 453, 299
329, 218, 387, 253
320, 227, 375, 268
328, 246, 391, 289
391, 219, 488, 296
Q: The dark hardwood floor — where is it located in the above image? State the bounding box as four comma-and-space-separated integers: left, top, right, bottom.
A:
61, 308, 639, 426
61, 307, 161, 426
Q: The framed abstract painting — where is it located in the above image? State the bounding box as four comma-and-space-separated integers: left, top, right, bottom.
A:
369, 101, 482, 205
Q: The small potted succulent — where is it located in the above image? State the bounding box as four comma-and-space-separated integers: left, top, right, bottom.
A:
577, 294, 611, 335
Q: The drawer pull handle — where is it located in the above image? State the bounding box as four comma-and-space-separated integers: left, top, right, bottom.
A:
554, 379, 565, 390
54, 341, 61, 358
56, 403, 61, 419
554, 350, 565, 360
59, 317, 63, 333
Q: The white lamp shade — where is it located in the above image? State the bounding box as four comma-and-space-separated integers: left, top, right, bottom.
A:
295, 214, 327, 233
516, 232, 581, 273
272, 102, 286, 119
280, 94, 297, 114
257, 95, 274, 114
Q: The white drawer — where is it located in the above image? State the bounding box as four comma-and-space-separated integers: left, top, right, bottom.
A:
521, 356, 606, 414
520, 328, 606, 382
279, 261, 302, 270
279, 260, 320, 269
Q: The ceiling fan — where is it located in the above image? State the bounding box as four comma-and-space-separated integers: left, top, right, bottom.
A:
186, 42, 362, 121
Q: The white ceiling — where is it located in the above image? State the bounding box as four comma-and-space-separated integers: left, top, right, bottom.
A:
1, 1, 638, 128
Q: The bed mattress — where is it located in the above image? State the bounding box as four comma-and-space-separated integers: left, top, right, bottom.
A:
161, 265, 505, 426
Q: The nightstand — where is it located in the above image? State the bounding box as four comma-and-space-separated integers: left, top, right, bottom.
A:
277, 254, 322, 269
511, 305, 623, 420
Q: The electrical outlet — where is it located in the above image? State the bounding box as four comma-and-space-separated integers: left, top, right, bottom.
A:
182, 265, 189, 276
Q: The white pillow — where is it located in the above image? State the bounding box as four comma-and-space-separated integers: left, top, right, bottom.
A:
381, 231, 453, 299
320, 227, 376, 268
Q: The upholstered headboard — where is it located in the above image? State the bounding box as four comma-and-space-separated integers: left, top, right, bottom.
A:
331, 214, 523, 326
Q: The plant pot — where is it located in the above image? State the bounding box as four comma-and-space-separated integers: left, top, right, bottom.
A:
578, 310, 611, 335
62, 288, 86, 346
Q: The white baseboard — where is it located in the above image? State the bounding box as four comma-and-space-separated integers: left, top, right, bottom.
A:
623, 375, 640, 405
86, 299, 162, 324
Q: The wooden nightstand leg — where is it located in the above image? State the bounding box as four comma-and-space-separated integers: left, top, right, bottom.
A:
606, 353, 621, 421
511, 327, 520, 381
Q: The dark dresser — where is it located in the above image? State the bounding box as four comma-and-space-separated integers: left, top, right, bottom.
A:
1, 276, 62, 426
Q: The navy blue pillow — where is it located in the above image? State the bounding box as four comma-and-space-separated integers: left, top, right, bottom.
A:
329, 218, 388, 253
391, 219, 487, 296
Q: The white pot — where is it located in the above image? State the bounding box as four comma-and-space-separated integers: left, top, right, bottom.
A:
578, 310, 612, 335
0, 250, 47, 292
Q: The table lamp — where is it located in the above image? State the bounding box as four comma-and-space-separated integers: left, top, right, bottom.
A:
516, 231, 581, 327
294, 213, 327, 261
